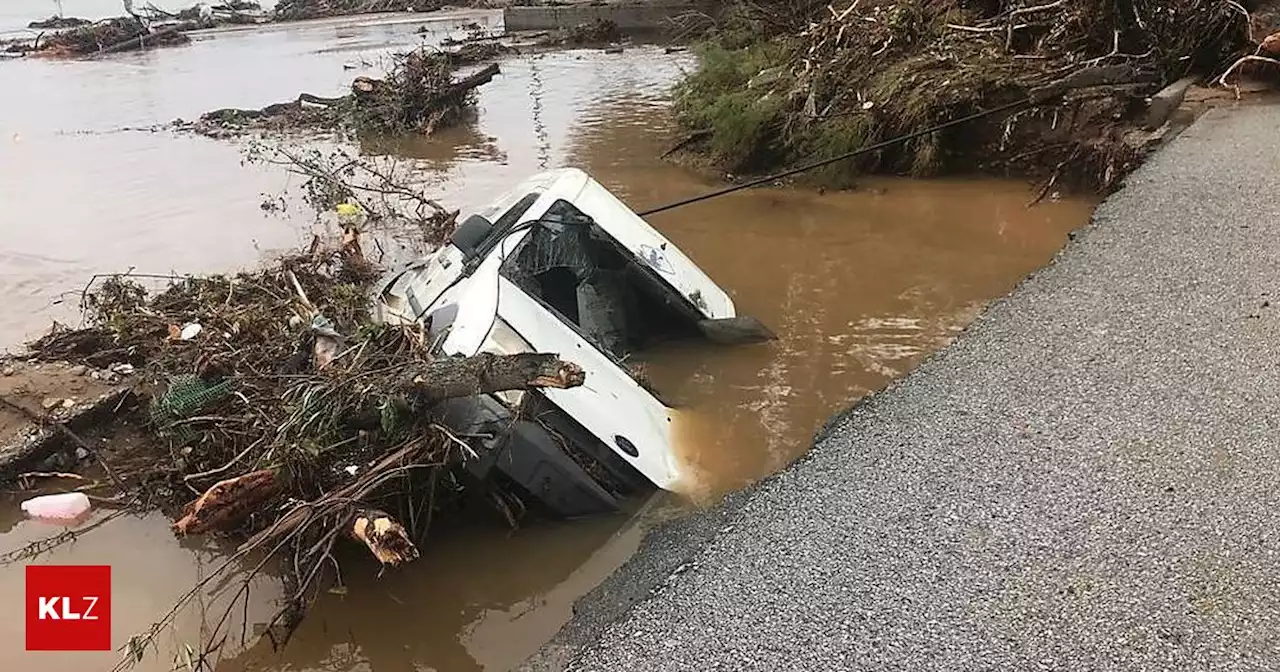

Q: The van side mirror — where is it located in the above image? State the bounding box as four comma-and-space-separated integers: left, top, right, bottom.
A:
451, 214, 494, 259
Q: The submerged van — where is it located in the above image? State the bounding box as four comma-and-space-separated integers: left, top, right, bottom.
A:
372, 168, 772, 517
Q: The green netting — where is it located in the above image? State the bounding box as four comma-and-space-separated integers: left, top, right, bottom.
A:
150, 375, 238, 444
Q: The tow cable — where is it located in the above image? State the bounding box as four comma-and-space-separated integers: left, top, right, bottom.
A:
636, 96, 1040, 217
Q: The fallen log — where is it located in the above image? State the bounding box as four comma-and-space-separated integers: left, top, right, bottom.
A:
398, 351, 585, 403
190, 61, 500, 136
172, 468, 280, 535
1030, 65, 1148, 103
429, 62, 499, 104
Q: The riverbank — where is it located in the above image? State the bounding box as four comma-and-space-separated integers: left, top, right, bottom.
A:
664, 0, 1280, 193
525, 98, 1280, 670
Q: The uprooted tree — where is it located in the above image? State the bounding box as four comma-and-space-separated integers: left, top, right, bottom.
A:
188, 46, 501, 137
673, 0, 1275, 192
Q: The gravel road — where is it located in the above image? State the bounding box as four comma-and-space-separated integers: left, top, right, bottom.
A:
523, 102, 1280, 671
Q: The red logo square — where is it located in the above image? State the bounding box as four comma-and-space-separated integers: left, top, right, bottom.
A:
25, 565, 112, 651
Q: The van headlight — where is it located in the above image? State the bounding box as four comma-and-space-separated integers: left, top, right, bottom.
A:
481, 318, 533, 407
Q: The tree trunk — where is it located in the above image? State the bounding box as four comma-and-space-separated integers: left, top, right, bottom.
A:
396, 352, 585, 403
173, 469, 280, 535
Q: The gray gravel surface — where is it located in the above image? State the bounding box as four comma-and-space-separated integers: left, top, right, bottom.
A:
534, 104, 1280, 671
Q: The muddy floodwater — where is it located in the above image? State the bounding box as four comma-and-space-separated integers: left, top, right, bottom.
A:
0, 9, 1095, 672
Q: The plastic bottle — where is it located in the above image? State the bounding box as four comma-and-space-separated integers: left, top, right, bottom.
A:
20, 492, 92, 521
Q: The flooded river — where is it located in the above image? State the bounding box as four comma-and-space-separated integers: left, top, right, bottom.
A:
0, 8, 1095, 672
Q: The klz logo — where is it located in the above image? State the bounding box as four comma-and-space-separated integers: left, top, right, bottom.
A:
26, 565, 111, 651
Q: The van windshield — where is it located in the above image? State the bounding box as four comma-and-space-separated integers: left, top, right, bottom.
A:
498, 199, 702, 362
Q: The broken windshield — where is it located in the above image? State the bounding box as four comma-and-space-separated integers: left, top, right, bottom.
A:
500, 199, 702, 366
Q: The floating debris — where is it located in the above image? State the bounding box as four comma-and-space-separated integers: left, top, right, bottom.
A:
182, 48, 500, 138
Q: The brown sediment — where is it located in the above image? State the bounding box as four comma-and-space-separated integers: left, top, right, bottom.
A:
0, 359, 131, 479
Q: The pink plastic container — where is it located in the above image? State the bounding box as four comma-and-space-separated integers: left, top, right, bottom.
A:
20, 492, 92, 521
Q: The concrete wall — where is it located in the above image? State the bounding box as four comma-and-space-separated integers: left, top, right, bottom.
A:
502, 1, 716, 32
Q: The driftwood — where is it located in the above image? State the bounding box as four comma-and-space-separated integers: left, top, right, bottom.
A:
172, 469, 280, 534
92, 23, 188, 56
426, 62, 499, 103
239, 439, 430, 552
661, 129, 712, 159
398, 351, 585, 403
1029, 65, 1148, 103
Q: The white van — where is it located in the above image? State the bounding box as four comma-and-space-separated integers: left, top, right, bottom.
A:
372, 168, 771, 517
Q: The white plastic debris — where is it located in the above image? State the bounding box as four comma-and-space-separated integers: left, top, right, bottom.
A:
21, 492, 91, 521
110, 363, 135, 375
343, 465, 359, 476
179, 323, 203, 340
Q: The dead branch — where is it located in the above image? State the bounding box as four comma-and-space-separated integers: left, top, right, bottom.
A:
91, 22, 187, 57
1216, 54, 1280, 96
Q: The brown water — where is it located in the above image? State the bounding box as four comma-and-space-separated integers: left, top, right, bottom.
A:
0, 10, 1095, 672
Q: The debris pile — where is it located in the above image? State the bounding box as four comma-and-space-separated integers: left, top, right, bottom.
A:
273, 0, 441, 21
675, 0, 1267, 192
27, 15, 91, 29
184, 48, 500, 137
349, 49, 497, 134
12, 222, 586, 660
143, 1, 268, 28
32, 17, 190, 57
562, 18, 623, 45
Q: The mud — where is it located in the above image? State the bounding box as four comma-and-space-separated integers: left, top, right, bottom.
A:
0, 11, 1096, 672
0, 361, 116, 445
